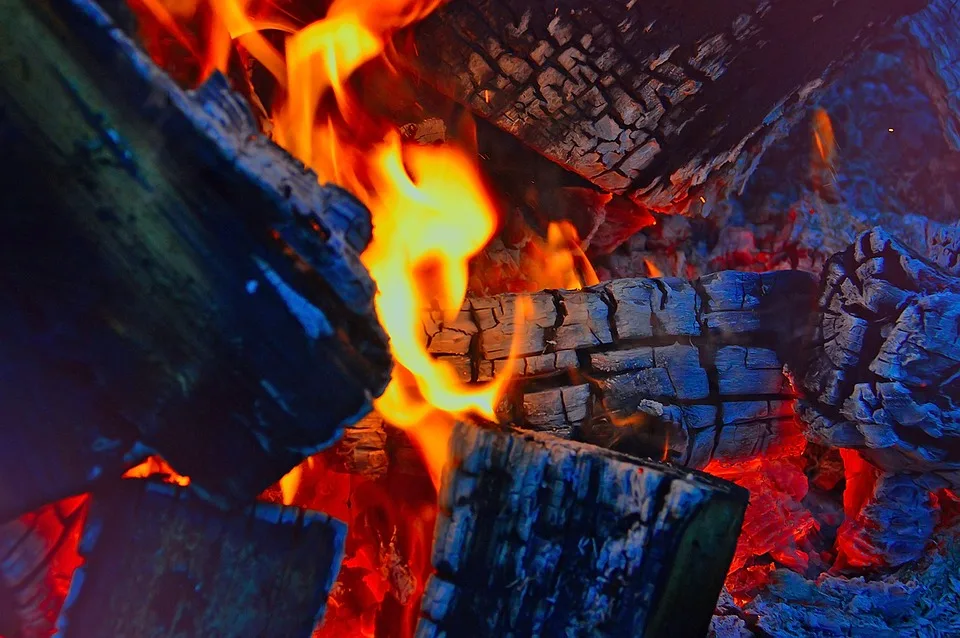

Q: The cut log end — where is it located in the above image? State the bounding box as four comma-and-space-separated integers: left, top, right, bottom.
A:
418, 421, 747, 637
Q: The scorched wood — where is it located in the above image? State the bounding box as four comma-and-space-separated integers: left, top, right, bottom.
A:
416, 420, 748, 637
55, 480, 345, 637
409, 0, 925, 214
0, 0, 391, 518
423, 269, 818, 468
796, 227, 960, 564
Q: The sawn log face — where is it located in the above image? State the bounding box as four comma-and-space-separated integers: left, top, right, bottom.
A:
416, 421, 748, 638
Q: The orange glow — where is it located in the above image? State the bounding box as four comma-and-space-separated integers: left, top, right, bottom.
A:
124, 455, 191, 486
644, 258, 663, 278
525, 221, 599, 291
812, 108, 837, 166
130, 0, 538, 494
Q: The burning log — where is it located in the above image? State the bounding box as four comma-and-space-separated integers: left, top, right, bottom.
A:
417, 420, 748, 637
0, 498, 86, 638
0, 0, 391, 517
424, 269, 818, 468
55, 480, 345, 637
797, 227, 960, 564
410, 0, 925, 213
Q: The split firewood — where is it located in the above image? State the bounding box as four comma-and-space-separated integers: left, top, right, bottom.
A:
410, 0, 924, 213
0, 0, 391, 517
55, 480, 345, 637
416, 420, 748, 637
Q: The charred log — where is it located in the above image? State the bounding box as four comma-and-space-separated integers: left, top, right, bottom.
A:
55, 480, 345, 637
796, 228, 960, 563
410, 0, 924, 213
416, 420, 748, 637
0, 0, 391, 518
424, 270, 817, 468
797, 228, 960, 483
905, 0, 960, 152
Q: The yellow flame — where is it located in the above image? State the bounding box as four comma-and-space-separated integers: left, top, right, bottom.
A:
132, 0, 590, 491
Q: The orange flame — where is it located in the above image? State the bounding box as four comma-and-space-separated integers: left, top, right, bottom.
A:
525, 221, 599, 291
126, 0, 538, 488
643, 258, 663, 278
124, 455, 191, 486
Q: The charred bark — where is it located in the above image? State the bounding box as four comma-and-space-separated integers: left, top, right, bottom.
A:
0, 0, 391, 518
410, 0, 924, 213
54, 480, 345, 637
416, 420, 748, 637
905, 0, 960, 152
424, 270, 818, 469
797, 228, 960, 485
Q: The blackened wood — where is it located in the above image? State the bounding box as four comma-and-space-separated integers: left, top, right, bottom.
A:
797, 228, 960, 483
795, 227, 960, 561
905, 0, 960, 152
0, 0, 391, 517
417, 421, 748, 637
410, 0, 923, 212
425, 270, 817, 468
836, 472, 943, 568
55, 480, 345, 637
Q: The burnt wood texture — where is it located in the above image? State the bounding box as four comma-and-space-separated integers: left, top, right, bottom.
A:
906, 0, 960, 152
416, 421, 748, 637
795, 228, 960, 565
410, 0, 925, 212
423, 269, 818, 469
55, 480, 345, 637
0, 0, 391, 518
797, 227, 960, 485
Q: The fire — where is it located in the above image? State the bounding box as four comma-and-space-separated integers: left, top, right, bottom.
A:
643, 258, 663, 278
124, 455, 191, 486
128, 0, 535, 485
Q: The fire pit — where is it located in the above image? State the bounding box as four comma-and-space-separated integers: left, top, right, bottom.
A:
1, 0, 958, 636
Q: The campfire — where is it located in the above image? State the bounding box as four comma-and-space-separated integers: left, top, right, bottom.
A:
1, 0, 959, 636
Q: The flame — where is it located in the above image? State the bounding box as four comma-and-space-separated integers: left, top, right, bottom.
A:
124, 455, 191, 486
127, 0, 546, 493
643, 258, 663, 278
524, 221, 599, 291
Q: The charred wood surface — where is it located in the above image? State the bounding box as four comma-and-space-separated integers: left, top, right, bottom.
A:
411, 0, 923, 212
797, 228, 960, 486
416, 421, 748, 637
55, 480, 345, 637
905, 0, 960, 152
0, 0, 391, 517
424, 270, 817, 469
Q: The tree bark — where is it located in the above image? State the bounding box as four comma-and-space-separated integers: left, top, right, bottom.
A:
416, 420, 748, 638
54, 479, 345, 637
410, 0, 925, 213
0, 0, 391, 518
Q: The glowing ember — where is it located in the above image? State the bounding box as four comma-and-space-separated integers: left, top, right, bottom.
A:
124, 455, 190, 486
